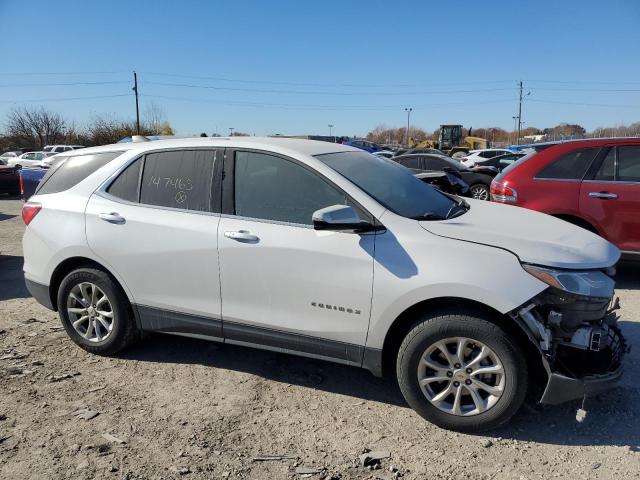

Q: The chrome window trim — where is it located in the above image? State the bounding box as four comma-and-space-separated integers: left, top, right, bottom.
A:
95, 190, 222, 218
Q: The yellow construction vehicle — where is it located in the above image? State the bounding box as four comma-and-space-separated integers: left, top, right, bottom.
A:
413, 125, 487, 158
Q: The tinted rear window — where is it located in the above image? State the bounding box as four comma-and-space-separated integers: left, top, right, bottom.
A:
36, 152, 123, 195
535, 148, 599, 180
107, 157, 142, 202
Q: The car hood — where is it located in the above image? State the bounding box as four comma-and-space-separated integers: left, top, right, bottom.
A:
419, 199, 620, 269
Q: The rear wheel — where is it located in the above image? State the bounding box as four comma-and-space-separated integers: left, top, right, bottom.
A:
470, 183, 490, 201
397, 310, 527, 431
57, 267, 139, 355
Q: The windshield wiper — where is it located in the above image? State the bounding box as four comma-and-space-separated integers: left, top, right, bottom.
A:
411, 212, 446, 221
444, 196, 470, 219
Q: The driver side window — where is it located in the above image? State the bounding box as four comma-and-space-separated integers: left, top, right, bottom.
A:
234, 151, 351, 226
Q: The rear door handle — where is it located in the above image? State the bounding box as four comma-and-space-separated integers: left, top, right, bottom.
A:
224, 230, 259, 242
588, 192, 618, 199
98, 212, 126, 224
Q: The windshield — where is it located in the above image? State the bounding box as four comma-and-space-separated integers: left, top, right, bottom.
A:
316, 151, 466, 220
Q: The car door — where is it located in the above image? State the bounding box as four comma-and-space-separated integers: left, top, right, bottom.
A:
580, 145, 640, 252
217, 149, 375, 364
85, 148, 224, 337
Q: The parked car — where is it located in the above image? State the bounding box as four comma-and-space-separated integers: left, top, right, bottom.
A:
465, 151, 526, 172
460, 148, 513, 167
43, 145, 85, 153
341, 138, 382, 153
394, 153, 496, 200
22, 138, 625, 431
0, 164, 20, 195
0, 152, 18, 164
373, 150, 395, 159
7, 151, 56, 168
20, 167, 48, 200
414, 170, 469, 196
491, 138, 640, 258
403, 147, 448, 157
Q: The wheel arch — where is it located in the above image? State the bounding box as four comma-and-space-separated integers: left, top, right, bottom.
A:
48, 256, 132, 311
551, 213, 599, 234
375, 296, 546, 385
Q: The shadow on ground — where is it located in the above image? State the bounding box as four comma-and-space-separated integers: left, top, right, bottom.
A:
120, 320, 640, 449
0, 255, 29, 301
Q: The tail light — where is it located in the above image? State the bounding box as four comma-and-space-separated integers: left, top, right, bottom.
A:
490, 180, 517, 203
21, 202, 42, 225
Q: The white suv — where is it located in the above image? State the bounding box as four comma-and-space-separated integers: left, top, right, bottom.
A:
22, 138, 626, 431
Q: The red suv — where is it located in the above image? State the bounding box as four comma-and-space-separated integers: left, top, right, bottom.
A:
491, 138, 640, 258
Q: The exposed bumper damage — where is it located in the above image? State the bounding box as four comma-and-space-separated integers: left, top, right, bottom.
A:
511, 269, 628, 407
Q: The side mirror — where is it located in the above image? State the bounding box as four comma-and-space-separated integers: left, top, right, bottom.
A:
312, 205, 376, 233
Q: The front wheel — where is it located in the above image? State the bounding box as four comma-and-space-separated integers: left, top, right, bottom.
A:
469, 183, 490, 201
396, 311, 527, 432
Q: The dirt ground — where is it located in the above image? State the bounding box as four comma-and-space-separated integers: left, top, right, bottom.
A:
1, 197, 639, 480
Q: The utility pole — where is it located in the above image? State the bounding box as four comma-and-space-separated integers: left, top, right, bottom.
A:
229, 127, 234, 137
405, 107, 412, 146
328, 124, 334, 141
516, 81, 523, 145
133, 71, 140, 135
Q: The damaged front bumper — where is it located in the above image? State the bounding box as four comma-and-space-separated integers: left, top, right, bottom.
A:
512, 270, 629, 406
540, 364, 624, 405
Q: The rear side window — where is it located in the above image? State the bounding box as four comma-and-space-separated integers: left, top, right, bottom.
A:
37, 152, 123, 195
535, 148, 599, 180
107, 158, 142, 202
397, 157, 422, 169
593, 149, 615, 181
617, 146, 640, 182
139, 150, 215, 212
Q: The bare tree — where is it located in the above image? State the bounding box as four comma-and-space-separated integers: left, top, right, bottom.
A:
4, 106, 68, 148
144, 101, 167, 135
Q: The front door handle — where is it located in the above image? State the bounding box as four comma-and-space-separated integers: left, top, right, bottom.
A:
98, 212, 126, 224
588, 192, 618, 200
224, 230, 259, 242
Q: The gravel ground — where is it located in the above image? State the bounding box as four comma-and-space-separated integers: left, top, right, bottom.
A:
1, 196, 639, 480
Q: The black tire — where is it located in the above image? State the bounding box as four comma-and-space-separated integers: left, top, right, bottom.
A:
469, 183, 490, 201
396, 309, 528, 432
57, 267, 139, 355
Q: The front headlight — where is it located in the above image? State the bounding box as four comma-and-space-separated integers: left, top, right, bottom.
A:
522, 264, 615, 298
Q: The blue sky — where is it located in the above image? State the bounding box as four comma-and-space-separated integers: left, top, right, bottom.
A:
1, 0, 639, 137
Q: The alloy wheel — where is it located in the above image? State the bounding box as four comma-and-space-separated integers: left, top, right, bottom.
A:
417, 337, 505, 416
470, 185, 489, 200
66, 282, 114, 343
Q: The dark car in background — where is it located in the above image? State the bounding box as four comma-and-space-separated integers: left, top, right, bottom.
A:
0, 164, 21, 196
394, 153, 496, 200
341, 138, 382, 153
414, 170, 469, 196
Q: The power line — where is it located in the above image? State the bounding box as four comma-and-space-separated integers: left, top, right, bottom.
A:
0, 81, 129, 88
143, 81, 517, 96
528, 98, 640, 108
0, 70, 127, 76
144, 72, 518, 88
142, 93, 517, 110
0, 94, 131, 103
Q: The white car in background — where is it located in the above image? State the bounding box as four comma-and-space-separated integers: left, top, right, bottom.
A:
461, 148, 513, 168
6, 151, 56, 168
373, 150, 395, 159
43, 145, 85, 153
21, 137, 626, 432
